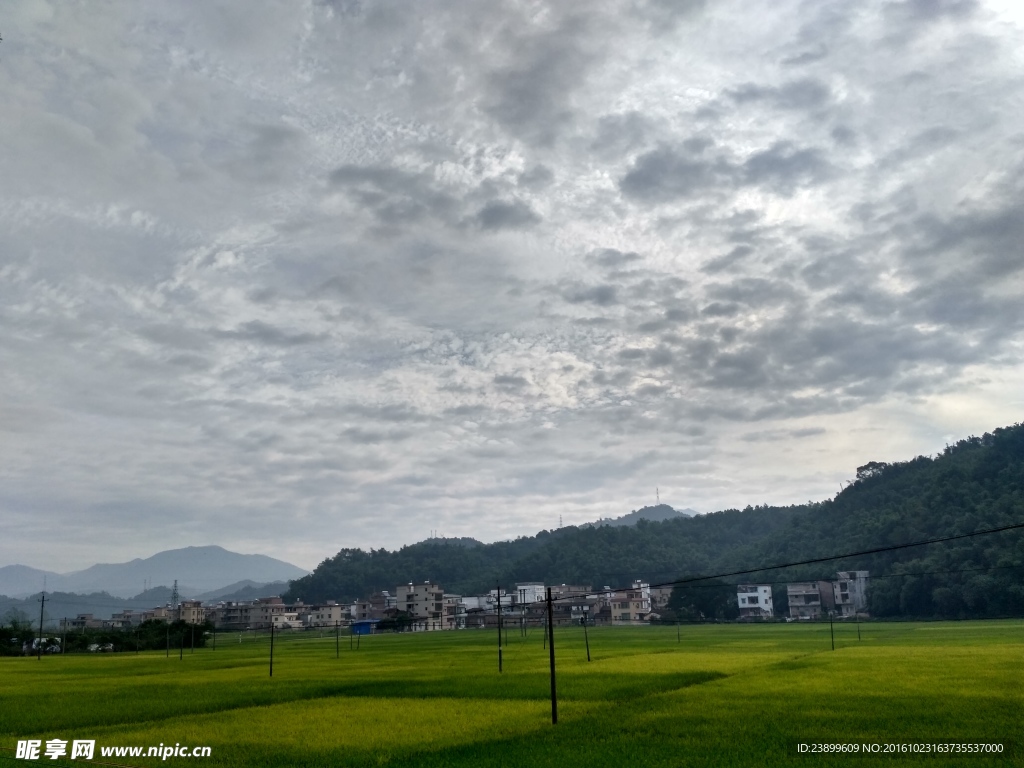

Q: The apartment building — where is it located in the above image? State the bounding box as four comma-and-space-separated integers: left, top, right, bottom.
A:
396, 582, 445, 630
787, 581, 836, 619
605, 580, 652, 624
833, 571, 869, 616
178, 600, 206, 625
443, 594, 466, 630
302, 602, 346, 628
649, 586, 674, 610
736, 585, 774, 619
514, 583, 546, 605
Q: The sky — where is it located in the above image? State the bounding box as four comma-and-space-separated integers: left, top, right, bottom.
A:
2, 0, 1023, 573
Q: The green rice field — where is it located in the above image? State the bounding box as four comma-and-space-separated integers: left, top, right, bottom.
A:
2, 620, 1021, 767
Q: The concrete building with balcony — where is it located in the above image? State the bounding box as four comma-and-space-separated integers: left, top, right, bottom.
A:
178, 600, 206, 625
787, 581, 836, 619
302, 602, 346, 628
833, 571, 869, 616
605, 580, 652, 624
443, 594, 466, 630
396, 582, 445, 630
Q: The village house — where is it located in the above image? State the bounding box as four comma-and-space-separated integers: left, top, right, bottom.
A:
736, 584, 774, 619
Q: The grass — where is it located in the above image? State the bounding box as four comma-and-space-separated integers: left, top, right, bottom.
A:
1, 620, 1021, 767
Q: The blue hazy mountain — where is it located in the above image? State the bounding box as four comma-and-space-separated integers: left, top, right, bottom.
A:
0, 546, 308, 599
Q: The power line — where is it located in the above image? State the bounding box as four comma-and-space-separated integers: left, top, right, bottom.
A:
542, 519, 1024, 605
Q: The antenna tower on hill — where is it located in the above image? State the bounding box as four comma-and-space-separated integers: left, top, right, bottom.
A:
171, 579, 179, 609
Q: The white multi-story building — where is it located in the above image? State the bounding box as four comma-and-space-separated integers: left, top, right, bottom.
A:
302, 602, 346, 628
736, 585, 774, 619
514, 583, 546, 605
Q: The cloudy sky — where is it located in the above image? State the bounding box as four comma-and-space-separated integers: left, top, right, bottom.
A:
2, 0, 1023, 572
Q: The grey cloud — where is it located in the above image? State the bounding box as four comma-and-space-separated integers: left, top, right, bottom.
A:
589, 111, 653, 158
741, 427, 827, 442
329, 164, 459, 229
517, 165, 554, 190
562, 283, 619, 306
341, 426, 412, 444
619, 143, 735, 202
742, 142, 833, 193
475, 199, 541, 231
887, 0, 979, 22
586, 248, 643, 269
481, 12, 596, 146
706, 277, 801, 308
493, 374, 529, 390
728, 78, 832, 110
781, 46, 829, 67
216, 321, 325, 347
701, 302, 741, 317
620, 139, 831, 203
701, 245, 753, 274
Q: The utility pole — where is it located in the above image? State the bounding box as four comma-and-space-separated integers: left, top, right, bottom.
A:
166, 625, 169, 658
335, 620, 339, 659
190, 625, 195, 654
582, 615, 591, 662
269, 623, 275, 677
179, 632, 184, 660
829, 611, 835, 651
496, 584, 503, 673
61, 618, 67, 655
677, 620, 680, 644
546, 588, 557, 725
37, 592, 47, 660
857, 620, 861, 641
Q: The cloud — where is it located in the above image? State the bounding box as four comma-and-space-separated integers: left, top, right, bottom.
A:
475, 199, 542, 231
2, 0, 1023, 570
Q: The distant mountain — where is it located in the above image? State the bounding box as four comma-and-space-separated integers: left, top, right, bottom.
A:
0, 546, 308, 599
194, 580, 290, 602
0, 591, 166, 629
0, 565, 63, 599
581, 504, 697, 528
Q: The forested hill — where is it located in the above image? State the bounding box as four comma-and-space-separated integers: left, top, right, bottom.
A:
286, 423, 1024, 619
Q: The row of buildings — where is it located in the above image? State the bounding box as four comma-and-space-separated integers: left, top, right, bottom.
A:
63, 580, 673, 632
61, 571, 868, 632
737, 571, 870, 620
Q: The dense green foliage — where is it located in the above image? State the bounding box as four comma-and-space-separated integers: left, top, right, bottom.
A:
287, 423, 1024, 619
2, 622, 1019, 767
1, 618, 213, 655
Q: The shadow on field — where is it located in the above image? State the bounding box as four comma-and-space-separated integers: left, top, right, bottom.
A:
325, 670, 728, 701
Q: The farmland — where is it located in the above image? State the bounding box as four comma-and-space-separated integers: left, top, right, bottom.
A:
1, 621, 1020, 767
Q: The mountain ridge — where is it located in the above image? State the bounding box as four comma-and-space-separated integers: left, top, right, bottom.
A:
0, 546, 308, 599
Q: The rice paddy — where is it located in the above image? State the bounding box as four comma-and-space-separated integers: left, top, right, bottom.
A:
1, 620, 1021, 767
